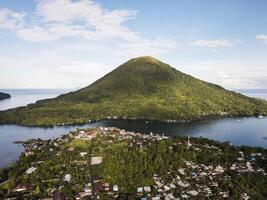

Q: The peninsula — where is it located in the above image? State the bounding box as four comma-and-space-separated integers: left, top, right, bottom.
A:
0, 128, 266, 199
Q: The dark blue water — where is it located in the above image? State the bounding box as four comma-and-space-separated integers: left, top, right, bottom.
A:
0, 89, 267, 168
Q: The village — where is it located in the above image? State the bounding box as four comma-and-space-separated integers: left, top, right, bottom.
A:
0, 127, 266, 199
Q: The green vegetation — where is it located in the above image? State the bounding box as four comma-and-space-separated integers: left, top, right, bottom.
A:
66, 138, 89, 150
1, 56, 267, 126
0, 128, 266, 199
0, 92, 11, 101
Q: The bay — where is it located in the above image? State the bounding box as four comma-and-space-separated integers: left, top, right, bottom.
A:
0, 89, 267, 168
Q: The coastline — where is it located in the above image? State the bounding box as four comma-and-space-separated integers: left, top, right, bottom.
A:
1, 127, 266, 199
0, 113, 265, 128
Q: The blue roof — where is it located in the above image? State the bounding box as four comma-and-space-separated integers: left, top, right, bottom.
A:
191, 172, 197, 176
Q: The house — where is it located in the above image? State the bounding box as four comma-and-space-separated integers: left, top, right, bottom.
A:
182, 194, 190, 199
230, 164, 236, 170
80, 152, 87, 157
167, 193, 175, 199
12, 184, 29, 192
178, 168, 186, 175
155, 181, 163, 187
75, 192, 91, 200
113, 185, 119, 192
64, 174, 71, 182
91, 157, 102, 165
137, 187, 143, 193
25, 151, 34, 157
246, 162, 253, 171
144, 186, 151, 192
25, 167, 37, 174
164, 185, 170, 191
215, 165, 224, 173
191, 172, 197, 177
187, 135, 192, 147
177, 180, 189, 188
68, 147, 74, 151
84, 186, 91, 193
187, 190, 198, 196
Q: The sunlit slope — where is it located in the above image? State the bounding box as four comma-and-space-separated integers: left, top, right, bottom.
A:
1, 56, 266, 126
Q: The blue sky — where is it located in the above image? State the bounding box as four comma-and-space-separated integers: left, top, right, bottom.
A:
0, 0, 267, 89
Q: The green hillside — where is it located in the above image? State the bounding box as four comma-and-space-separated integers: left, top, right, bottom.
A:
0, 92, 11, 101
0, 56, 267, 126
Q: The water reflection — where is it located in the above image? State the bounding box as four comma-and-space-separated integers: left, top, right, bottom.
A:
0, 117, 267, 168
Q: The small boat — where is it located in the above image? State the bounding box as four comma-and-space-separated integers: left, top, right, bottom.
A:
258, 115, 264, 119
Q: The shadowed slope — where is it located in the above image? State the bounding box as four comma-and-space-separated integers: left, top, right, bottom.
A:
0, 56, 266, 126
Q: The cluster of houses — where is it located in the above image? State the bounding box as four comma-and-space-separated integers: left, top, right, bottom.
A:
230, 151, 266, 174
70, 128, 266, 199
145, 161, 230, 199
3, 127, 266, 200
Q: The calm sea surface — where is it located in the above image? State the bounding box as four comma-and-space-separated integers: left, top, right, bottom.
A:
0, 89, 72, 111
0, 89, 267, 168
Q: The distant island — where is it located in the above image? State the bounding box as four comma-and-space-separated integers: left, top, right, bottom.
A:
0, 56, 267, 126
0, 128, 266, 199
0, 92, 11, 101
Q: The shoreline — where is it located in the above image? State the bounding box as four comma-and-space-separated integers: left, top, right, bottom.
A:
1, 127, 267, 199
0, 114, 265, 128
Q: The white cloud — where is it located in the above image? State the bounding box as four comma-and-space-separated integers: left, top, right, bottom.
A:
0, 7, 25, 30
50, 62, 106, 76
217, 70, 230, 79
0, 0, 175, 56
175, 59, 267, 89
16, 26, 59, 42
0, 53, 111, 88
189, 39, 237, 48
256, 34, 267, 44
16, 0, 139, 42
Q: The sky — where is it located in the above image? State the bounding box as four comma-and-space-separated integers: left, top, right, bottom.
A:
0, 0, 267, 89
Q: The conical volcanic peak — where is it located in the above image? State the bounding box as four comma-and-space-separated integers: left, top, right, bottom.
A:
127, 56, 162, 64
0, 56, 267, 126
115, 55, 175, 73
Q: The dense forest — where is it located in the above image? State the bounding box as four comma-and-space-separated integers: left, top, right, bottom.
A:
0, 56, 267, 126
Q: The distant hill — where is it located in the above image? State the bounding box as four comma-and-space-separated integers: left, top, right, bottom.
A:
0, 56, 267, 126
0, 92, 11, 101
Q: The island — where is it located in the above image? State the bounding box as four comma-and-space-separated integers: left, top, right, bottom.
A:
0, 56, 266, 126
0, 92, 11, 101
0, 128, 266, 199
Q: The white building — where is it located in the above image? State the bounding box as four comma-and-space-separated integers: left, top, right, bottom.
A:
113, 185, 119, 192
64, 174, 71, 182
91, 157, 102, 165
25, 167, 37, 174
80, 152, 87, 157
